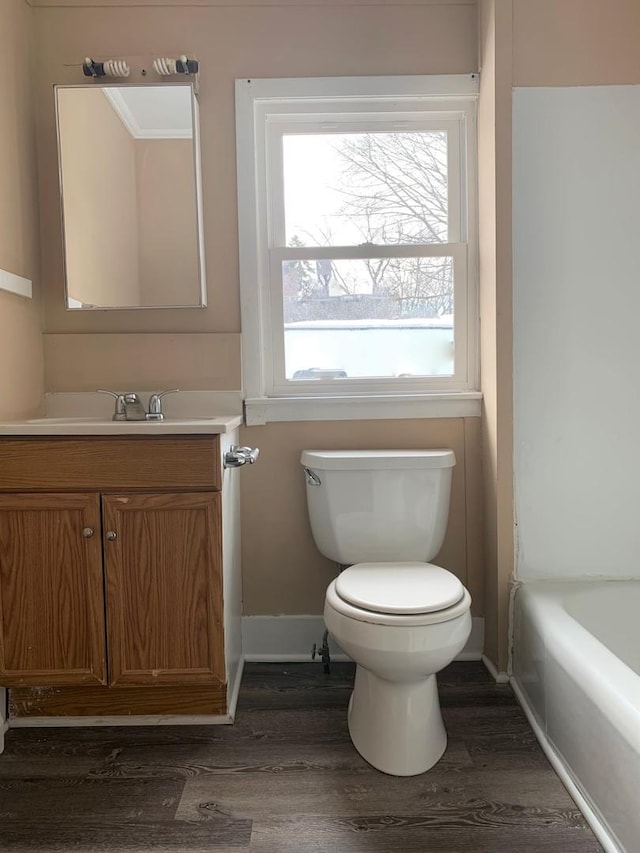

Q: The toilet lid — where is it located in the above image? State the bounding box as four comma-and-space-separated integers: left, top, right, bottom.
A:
335, 562, 465, 615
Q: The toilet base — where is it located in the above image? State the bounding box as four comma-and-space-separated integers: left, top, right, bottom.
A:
347, 665, 447, 776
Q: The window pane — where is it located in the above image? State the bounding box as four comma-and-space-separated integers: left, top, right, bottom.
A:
282, 132, 448, 247
282, 256, 454, 379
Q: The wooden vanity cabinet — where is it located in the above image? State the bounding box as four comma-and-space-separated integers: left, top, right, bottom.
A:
103, 491, 223, 687
0, 437, 225, 696
0, 493, 106, 686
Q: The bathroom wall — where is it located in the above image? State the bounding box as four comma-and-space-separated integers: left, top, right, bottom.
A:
242, 418, 484, 618
33, 0, 478, 338
31, 1, 486, 620
0, 0, 44, 419
513, 84, 640, 580
477, 0, 513, 673
511, 0, 640, 581
512, 0, 640, 88
25, 0, 639, 653
475, 0, 640, 667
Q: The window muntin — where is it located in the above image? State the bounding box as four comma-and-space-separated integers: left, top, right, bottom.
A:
237, 77, 478, 403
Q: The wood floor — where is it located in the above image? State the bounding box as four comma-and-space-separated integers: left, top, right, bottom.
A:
0, 662, 603, 852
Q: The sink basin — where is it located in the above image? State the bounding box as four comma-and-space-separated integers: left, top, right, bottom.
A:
27, 417, 111, 424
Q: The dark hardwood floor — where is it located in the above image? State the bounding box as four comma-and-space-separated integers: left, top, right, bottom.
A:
0, 662, 604, 852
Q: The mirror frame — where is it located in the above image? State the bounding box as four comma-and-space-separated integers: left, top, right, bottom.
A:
54, 82, 207, 311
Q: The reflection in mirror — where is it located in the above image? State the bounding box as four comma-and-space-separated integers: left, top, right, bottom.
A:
55, 84, 206, 310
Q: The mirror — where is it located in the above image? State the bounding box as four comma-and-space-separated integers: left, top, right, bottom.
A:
55, 84, 206, 310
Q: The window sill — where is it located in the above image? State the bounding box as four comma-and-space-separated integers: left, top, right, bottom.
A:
244, 392, 482, 425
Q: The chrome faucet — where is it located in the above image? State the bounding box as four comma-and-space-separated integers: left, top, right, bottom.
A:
146, 389, 179, 421
97, 388, 180, 421
123, 393, 146, 420
97, 390, 147, 421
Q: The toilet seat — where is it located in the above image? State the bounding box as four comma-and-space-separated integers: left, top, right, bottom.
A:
336, 562, 464, 615
327, 567, 471, 628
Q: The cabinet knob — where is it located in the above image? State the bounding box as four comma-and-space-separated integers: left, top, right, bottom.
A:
106, 531, 117, 541
82, 527, 94, 538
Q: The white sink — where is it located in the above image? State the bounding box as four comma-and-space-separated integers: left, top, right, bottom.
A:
27, 417, 112, 424
0, 414, 243, 436
26, 416, 219, 424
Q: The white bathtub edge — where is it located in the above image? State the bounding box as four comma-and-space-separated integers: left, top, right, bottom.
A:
510, 675, 623, 853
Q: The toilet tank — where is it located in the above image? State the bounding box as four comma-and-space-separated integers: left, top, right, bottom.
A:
300, 449, 455, 565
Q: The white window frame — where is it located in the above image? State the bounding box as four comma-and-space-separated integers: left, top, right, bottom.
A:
236, 75, 480, 424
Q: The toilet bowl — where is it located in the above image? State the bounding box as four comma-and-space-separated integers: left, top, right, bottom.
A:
325, 562, 471, 776
301, 449, 472, 776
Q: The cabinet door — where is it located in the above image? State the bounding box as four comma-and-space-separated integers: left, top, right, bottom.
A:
103, 492, 224, 686
0, 494, 106, 686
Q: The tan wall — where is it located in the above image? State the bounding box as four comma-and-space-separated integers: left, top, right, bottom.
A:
477, 0, 513, 673
57, 88, 140, 306
136, 138, 200, 306
0, 0, 44, 420
513, 0, 640, 87
43, 333, 241, 392
476, 0, 640, 671
32, 1, 483, 619
25, 0, 640, 664
240, 417, 484, 617
33, 1, 478, 336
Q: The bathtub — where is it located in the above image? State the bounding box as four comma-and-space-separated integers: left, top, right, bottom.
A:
512, 581, 640, 853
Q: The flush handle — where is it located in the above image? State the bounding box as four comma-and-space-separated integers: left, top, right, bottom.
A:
304, 467, 321, 486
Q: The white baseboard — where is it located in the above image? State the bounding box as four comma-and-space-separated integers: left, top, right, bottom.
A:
242, 615, 484, 663
482, 653, 510, 683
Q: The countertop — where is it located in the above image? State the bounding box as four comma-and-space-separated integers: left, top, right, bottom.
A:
0, 414, 243, 436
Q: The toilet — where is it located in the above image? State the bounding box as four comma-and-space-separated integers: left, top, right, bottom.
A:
301, 449, 472, 777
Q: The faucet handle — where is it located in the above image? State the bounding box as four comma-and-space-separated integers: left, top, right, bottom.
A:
97, 389, 126, 421
147, 389, 180, 421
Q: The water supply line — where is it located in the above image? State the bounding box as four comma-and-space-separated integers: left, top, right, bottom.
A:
311, 563, 348, 673
312, 630, 331, 674
223, 446, 260, 468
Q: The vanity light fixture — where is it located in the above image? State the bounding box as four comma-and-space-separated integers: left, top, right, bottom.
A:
152, 55, 199, 76
82, 57, 130, 78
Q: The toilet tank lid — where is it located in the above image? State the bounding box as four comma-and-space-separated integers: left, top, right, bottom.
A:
300, 449, 456, 470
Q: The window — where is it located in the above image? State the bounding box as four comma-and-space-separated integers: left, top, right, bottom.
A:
236, 76, 479, 423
